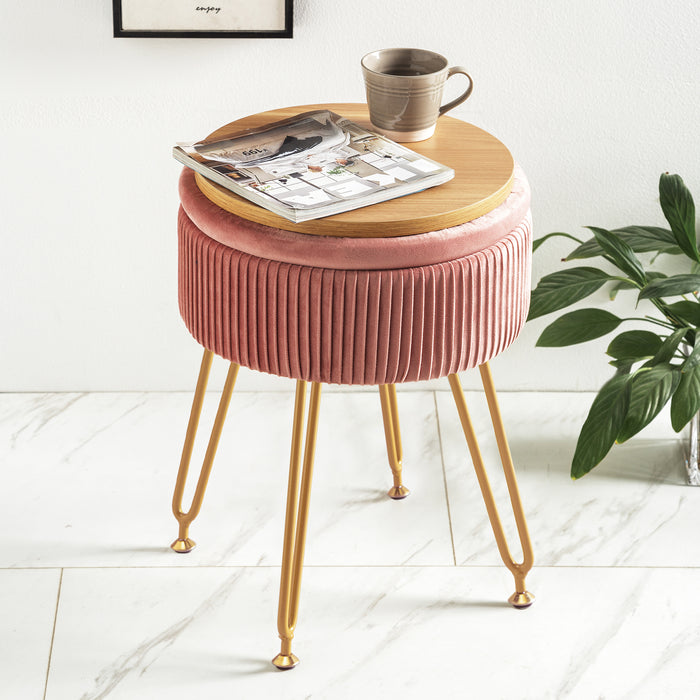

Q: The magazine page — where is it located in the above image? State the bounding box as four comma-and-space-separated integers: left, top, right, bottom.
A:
174, 110, 454, 222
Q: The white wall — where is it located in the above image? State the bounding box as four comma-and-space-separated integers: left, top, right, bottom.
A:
2, 1, 699, 392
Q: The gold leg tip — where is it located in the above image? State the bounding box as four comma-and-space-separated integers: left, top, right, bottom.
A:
272, 653, 299, 670
508, 591, 535, 609
388, 485, 410, 500
170, 537, 196, 553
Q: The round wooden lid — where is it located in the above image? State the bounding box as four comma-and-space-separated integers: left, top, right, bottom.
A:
195, 103, 514, 238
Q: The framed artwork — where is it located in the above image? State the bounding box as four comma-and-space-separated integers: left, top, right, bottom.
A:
113, 0, 293, 38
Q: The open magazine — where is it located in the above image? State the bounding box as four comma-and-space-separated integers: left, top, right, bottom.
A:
173, 110, 454, 223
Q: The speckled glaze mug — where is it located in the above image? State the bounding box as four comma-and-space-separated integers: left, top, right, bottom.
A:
361, 48, 474, 142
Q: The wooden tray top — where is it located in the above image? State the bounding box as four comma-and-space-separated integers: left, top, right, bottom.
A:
195, 103, 515, 238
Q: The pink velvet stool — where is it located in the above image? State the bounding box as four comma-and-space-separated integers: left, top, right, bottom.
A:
171, 163, 535, 670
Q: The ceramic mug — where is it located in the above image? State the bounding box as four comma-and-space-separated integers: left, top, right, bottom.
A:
361, 48, 474, 142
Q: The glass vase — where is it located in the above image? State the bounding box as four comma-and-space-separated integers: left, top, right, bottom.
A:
686, 411, 700, 486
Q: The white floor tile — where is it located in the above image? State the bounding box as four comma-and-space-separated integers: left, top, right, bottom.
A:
436, 390, 699, 567
46, 566, 700, 700
0, 391, 452, 568
6, 388, 700, 699
0, 568, 61, 700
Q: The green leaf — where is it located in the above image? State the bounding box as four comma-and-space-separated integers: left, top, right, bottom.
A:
610, 226, 681, 254
537, 309, 624, 347
566, 226, 680, 260
664, 300, 700, 326
649, 327, 689, 365
571, 374, 632, 479
671, 364, 700, 431
638, 274, 700, 300
608, 279, 638, 298
609, 272, 666, 300
589, 227, 646, 286
527, 267, 615, 321
659, 173, 699, 262
532, 231, 584, 253
682, 335, 700, 371
616, 366, 680, 443
566, 238, 604, 260
606, 330, 663, 361
609, 358, 635, 374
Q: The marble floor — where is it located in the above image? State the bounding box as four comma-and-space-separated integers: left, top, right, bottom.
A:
2, 377, 700, 699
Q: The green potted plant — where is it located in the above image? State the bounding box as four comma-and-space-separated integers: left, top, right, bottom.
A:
529, 173, 700, 483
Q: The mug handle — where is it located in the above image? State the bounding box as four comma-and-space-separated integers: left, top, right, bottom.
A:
439, 67, 474, 117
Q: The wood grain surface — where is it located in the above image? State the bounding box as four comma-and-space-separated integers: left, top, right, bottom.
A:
195, 103, 514, 238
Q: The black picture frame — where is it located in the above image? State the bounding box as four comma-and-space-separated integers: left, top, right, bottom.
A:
113, 0, 293, 39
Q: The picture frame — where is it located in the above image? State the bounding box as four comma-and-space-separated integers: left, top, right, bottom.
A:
112, 0, 293, 39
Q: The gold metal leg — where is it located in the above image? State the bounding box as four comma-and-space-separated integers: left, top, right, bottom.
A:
272, 380, 322, 670
448, 364, 534, 608
378, 384, 409, 499
170, 349, 239, 553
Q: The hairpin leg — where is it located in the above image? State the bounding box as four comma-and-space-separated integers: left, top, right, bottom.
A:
448, 366, 534, 608
272, 381, 322, 670
378, 384, 410, 499
170, 349, 239, 553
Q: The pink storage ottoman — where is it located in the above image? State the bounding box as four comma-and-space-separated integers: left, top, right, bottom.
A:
171, 163, 535, 670
177, 166, 532, 385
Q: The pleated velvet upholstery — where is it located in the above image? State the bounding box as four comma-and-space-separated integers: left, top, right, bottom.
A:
177, 177, 533, 385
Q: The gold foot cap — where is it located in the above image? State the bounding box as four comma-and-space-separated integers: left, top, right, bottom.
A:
170, 537, 196, 553
388, 485, 410, 500
509, 591, 535, 609
272, 653, 299, 670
